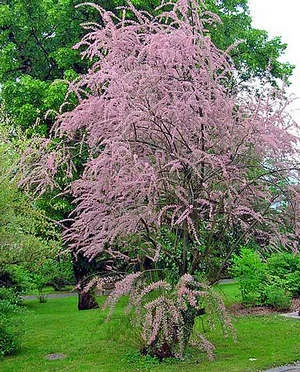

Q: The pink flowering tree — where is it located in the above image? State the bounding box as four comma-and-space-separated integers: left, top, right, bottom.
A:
22, 0, 299, 359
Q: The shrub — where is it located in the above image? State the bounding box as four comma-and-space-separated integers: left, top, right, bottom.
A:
285, 271, 300, 297
0, 266, 32, 294
232, 249, 299, 310
0, 287, 22, 309
0, 320, 20, 358
0, 287, 23, 358
263, 284, 292, 311
267, 253, 300, 296
99, 273, 235, 360
231, 248, 266, 306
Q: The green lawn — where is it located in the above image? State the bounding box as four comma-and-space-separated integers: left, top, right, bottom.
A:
1, 284, 300, 372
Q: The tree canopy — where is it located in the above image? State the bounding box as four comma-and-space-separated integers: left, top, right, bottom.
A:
23, 0, 299, 273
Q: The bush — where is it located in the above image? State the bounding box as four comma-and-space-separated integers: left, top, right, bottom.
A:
0, 320, 20, 357
263, 284, 292, 311
231, 248, 266, 306
231, 249, 299, 310
285, 271, 300, 297
0, 287, 23, 358
0, 266, 32, 294
267, 253, 300, 296
0, 287, 22, 309
102, 272, 234, 360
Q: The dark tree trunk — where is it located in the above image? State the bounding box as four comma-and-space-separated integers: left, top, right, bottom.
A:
72, 252, 99, 311
181, 306, 205, 345
77, 291, 99, 311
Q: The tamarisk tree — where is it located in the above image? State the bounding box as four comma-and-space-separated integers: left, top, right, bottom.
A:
23, 0, 299, 359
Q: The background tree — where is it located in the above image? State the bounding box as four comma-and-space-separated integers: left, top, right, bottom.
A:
23, 0, 299, 358
0, 116, 73, 297
0, 0, 294, 134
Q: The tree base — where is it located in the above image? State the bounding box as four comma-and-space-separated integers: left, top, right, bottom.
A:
77, 292, 99, 310
141, 342, 174, 361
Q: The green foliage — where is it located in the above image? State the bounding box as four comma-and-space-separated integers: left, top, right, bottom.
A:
45, 257, 75, 290
28, 257, 75, 302
263, 284, 292, 311
0, 122, 62, 271
156, 226, 237, 284
1, 256, 75, 303
0, 118, 73, 304
2, 76, 48, 130
0, 287, 22, 314
157, 227, 184, 284
1, 76, 69, 135
0, 287, 23, 358
231, 249, 298, 309
0, 321, 21, 358
0, 167, 60, 270
231, 248, 266, 305
0, 0, 86, 82
0, 265, 33, 295
267, 253, 300, 296
0, 0, 87, 133
0, 0, 159, 133
124, 350, 161, 369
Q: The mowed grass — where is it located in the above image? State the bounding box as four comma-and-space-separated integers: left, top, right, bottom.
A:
1, 284, 300, 372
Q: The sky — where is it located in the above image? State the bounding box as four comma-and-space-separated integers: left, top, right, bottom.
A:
248, 0, 300, 127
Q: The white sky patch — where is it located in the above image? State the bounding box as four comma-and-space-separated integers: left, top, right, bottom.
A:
248, 0, 300, 131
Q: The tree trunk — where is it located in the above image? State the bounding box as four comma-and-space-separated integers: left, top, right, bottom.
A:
181, 226, 189, 275
77, 291, 99, 311
141, 342, 174, 361
72, 252, 99, 311
181, 306, 205, 345
141, 307, 205, 360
